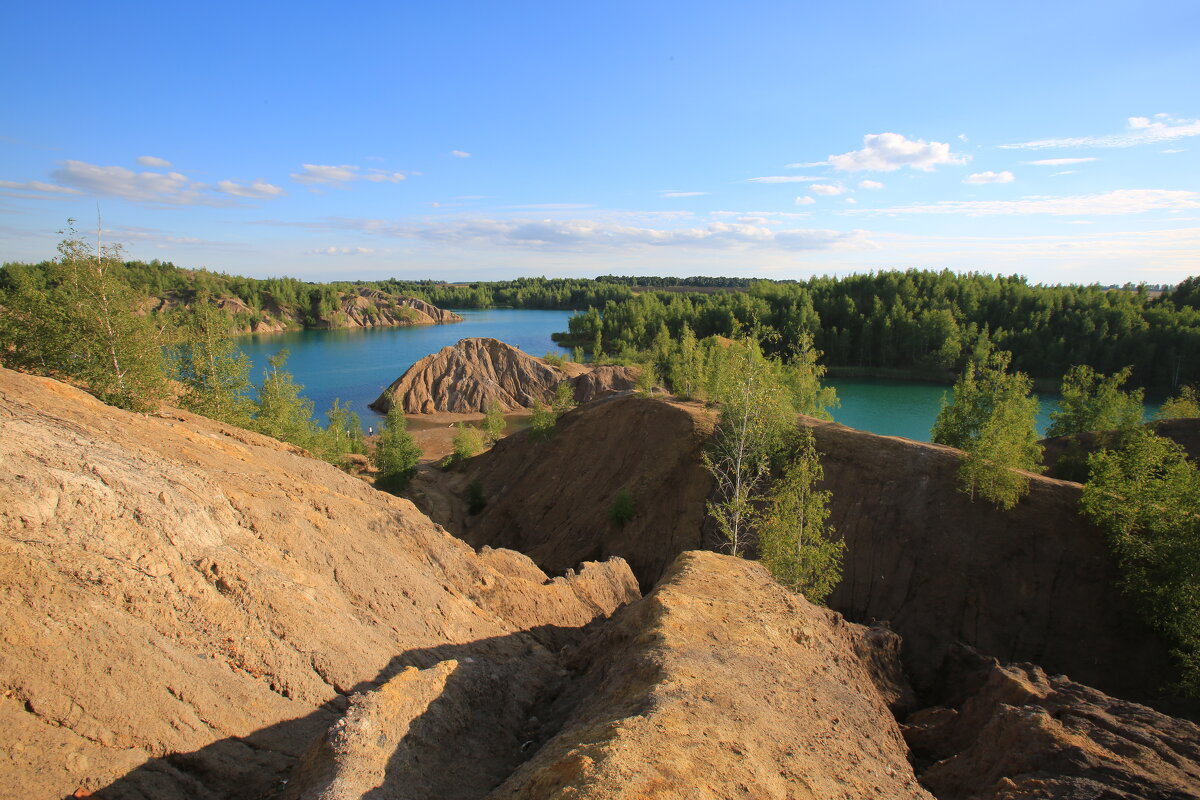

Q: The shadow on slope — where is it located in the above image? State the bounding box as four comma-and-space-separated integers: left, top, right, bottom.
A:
92, 625, 587, 800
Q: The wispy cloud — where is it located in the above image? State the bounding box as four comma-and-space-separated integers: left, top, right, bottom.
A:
964, 170, 1014, 185
101, 224, 245, 252
660, 190, 709, 198
858, 180, 884, 190
827, 132, 967, 172
51, 160, 231, 205
291, 164, 406, 186
311, 246, 375, 255
1051, 170, 1078, 177
256, 214, 874, 253
1162, 148, 1186, 154
503, 203, 596, 210
810, 183, 845, 196
747, 175, 822, 183
856, 189, 1200, 217
794, 196, 816, 206
136, 155, 173, 168
449, 150, 471, 158
1024, 157, 1097, 166
36, 160, 287, 206
1001, 114, 1200, 150
216, 179, 287, 199
0, 179, 82, 197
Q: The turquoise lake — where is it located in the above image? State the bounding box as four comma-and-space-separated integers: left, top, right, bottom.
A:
236, 309, 1156, 442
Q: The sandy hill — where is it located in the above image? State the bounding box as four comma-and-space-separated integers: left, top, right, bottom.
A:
4, 366, 1199, 799
0, 367, 635, 799
370, 338, 638, 414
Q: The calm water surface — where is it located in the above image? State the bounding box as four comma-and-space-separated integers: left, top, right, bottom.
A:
237, 310, 1156, 439
237, 309, 575, 422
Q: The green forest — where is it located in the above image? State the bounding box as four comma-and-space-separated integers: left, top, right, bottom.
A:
558, 271, 1200, 391
4, 251, 1198, 390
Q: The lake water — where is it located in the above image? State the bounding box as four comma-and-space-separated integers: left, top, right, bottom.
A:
236, 310, 1156, 441
237, 309, 576, 424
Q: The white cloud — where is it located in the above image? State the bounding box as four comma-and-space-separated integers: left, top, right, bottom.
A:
1024, 157, 1097, 166
311, 246, 375, 256
27, 159, 286, 205
1051, 170, 1078, 177
1162, 148, 1186, 154
964, 171, 1014, 185
292, 164, 359, 184
660, 190, 709, 197
858, 180, 885, 190
827, 132, 967, 172
785, 161, 829, 168
0, 179, 82, 196
747, 175, 822, 183
810, 183, 845, 196
845, 198, 858, 204
216, 179, 287, 199
50, 160, 225, 205
288, 215, 874, 253
1001, 115, 1200, 149
291, 164, 406, 186
136, 156, 173, 167
794, 196, 816, 206
504, 203, 596, 210
364, 170, 406, 183
450, 150, 471, 158
858, 189, 1200, 217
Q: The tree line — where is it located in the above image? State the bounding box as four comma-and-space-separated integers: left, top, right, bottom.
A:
0, 228, 424, 489
558, 270, 1200, 390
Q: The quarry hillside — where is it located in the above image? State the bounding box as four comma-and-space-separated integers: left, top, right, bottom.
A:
447, 392, 1184, 709
3, 363, 1199, 799
370, 337, 638, 414
145, 289, 462, 334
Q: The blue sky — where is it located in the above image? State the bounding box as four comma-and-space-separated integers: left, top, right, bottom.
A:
3, 1, 1198, 285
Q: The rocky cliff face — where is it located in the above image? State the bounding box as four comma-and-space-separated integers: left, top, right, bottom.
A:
370, 338, 638, 414
283, 552, 934, 800
1040, 416, 1200, 478
443, 397, 1178, 710
143, 288, 462, 334
5, 366, 1200, 799
805, 418, 1176, 708
459, 395, 713, 589
324, 290, 462, 329
903, 646, 1200, 798
0, 367, 636, 800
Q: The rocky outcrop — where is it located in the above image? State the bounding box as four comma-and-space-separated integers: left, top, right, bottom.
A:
459, 395, 713, 589
1040, 416, 1200, 479
324, 290, 462, 329
143, 288, 461, 334
370, 338, 639, 414
806, 417, 1176, 709
904, 648, 1200, 798
0, 367, 637, 800
285, 551, 934, 799
443, 395, 1177, 710
568, 363, 639, 403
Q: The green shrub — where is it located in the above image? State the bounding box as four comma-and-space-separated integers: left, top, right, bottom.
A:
529, 401, 557, 441
609, 489, 636, 526
452, 423, 486, 462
